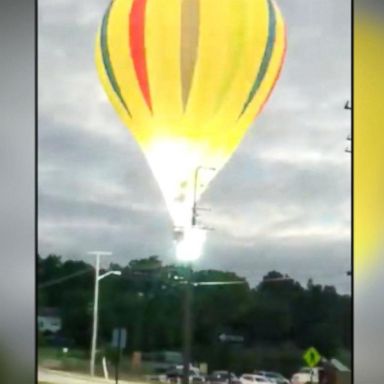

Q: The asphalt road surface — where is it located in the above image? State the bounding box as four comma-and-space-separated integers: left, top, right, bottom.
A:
38, 368, 145, 384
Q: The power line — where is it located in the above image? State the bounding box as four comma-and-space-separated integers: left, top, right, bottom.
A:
38, 267, 93, 289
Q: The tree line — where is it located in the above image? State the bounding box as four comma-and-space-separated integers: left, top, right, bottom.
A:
38, 254, 351, 375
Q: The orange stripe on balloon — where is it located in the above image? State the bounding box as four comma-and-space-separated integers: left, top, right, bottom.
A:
130, 0, 152, 112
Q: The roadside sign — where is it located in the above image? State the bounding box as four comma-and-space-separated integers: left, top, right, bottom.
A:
303, 347, 321, 367
218, 333, 244, 343
112, 328, 127, 350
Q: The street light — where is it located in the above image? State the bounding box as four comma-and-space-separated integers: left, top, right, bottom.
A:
99, 270, 122, 281
88, 251, 121, 377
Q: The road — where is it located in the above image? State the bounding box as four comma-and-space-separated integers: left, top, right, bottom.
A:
38, 368, 146, 384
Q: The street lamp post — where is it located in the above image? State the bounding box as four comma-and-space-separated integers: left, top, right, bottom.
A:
88, 251, 121, 377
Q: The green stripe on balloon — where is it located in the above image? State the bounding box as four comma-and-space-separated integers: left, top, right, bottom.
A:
101, 2, 131, 117
239, 0, 276, 118
258, 25, 287, 115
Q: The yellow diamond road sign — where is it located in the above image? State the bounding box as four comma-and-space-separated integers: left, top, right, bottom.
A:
303, 347, 321, 367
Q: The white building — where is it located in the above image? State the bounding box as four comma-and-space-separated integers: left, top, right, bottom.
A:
38, 307, 62, 334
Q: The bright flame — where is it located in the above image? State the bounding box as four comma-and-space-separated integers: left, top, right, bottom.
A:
175, 227, 207, 262
145, 138, 217, 228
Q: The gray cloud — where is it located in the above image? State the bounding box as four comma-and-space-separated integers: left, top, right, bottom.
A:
39, 0, 351, 293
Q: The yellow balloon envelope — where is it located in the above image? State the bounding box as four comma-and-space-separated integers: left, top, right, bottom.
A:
355, 15, 384, 276
95, 0, 286, 229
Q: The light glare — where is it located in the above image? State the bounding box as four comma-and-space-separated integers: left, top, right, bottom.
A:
176, 227, 207, 262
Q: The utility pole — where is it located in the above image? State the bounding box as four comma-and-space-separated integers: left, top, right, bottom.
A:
345, 100, 352, 153
182, 265, 193, 384
345, 102, 352, 285
89, 251, 112, 377
182, 166, 215, 384
344, 101, 351, 110
191, 166, 215, 226
345, 134, 351, 153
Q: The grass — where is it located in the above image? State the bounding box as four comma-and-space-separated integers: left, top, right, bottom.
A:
39, 346, 87, 359
38, 346, 149, 381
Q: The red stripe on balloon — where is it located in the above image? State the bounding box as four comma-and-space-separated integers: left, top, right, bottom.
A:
258, 25, 287, 116
130, 0, 152, 112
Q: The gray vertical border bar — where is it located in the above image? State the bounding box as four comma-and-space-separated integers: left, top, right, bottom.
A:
0, 0, 36, 383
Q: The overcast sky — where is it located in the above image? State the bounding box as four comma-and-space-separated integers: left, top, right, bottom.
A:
38, 0, 351, 293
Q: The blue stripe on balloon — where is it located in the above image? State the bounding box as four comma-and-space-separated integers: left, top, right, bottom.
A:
239, 0, 276, 118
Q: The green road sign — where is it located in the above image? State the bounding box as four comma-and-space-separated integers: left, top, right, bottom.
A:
303, 347, 321, 367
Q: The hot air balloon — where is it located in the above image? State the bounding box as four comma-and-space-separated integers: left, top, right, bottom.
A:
95, 0, 286, 234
